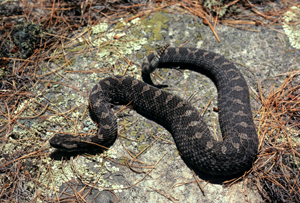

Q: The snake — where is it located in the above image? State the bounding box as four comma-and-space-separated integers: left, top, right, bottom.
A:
49, 45, 258, 177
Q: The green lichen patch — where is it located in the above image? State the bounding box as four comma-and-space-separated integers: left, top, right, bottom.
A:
82, 18, 148, 76
141, 11, 170, 44
283, 6, 300, 49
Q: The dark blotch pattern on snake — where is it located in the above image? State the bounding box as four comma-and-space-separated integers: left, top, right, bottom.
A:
49, 47, 258, 177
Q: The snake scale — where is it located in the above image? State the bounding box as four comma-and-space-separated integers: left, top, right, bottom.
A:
50, 46, 258, 177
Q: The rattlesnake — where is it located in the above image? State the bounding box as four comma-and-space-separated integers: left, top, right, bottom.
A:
49, 46, 258, 176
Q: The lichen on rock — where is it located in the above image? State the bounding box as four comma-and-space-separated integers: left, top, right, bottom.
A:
283, 6, 300, 49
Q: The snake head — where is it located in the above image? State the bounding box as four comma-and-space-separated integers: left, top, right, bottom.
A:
49, 134, 82, 151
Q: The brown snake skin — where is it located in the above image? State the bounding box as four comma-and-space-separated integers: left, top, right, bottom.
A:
49, 46, 258, 176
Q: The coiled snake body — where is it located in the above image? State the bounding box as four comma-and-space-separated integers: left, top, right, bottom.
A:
50, 47, 258, 176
